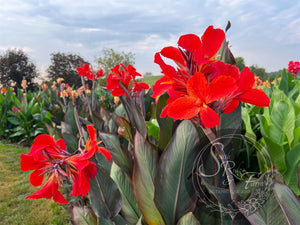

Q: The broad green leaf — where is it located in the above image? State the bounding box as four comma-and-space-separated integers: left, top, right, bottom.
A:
89, 166, 122, 220
110, 163, 141, 224
270, 88, 295, 146
72, 206, 97, 225
120, 96, 147, 138
278, 70, 295, 96
272, 177, 300, 224
284, 143, 300, 195
177, 212, 200, 225
99, 132, 132, 175
145, 119, 159, 141
7, 117, 19, 125
263, 136, 287, 173
156, 93, 174, 151
132, 132, 165, 225
242, 107, 256, 143
154, 120, 199, 224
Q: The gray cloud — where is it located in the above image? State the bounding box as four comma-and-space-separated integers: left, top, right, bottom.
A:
0, 0, 299, 77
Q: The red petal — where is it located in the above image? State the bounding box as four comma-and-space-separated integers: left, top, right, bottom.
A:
238, 67, 255, 90
160, 46, 185, 67
187, 72, 208, 99
167, 97, 200, 120
239, 89, 270, 107
208, 76, 237, 102
99, 147, 111, 161
201, 26, 225, 59
178, 34, 202, 54
223, 99, 240, 114
87, 125, 96, 141
29, 169, 45, 186
55, 139, 66, 151
200, 106, 220, 128
26, 178, 68, 204
152, 76, 173, 98
154, 53, 178, 78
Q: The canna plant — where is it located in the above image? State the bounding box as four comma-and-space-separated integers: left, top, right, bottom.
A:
21, 25, 300, 225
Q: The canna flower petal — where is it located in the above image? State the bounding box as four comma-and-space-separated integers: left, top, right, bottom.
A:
29, 169, 45, 187
178, 34, 202, 54
200, 105, 220, 128
238, 89, 270, 107
167, 96, 200, 120
160, 46, 186, 67
223, 99, 240, 114
200, 25, 225, 61
207, 76, 237, 102
26, 177, 68, 204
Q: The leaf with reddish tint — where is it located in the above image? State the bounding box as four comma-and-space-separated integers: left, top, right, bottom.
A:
132, 132, 165, 225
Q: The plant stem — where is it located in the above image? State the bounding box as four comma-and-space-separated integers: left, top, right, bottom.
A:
202, 127, 238, 202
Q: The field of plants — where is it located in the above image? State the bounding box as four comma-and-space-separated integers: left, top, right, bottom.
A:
1, 25, 300, 225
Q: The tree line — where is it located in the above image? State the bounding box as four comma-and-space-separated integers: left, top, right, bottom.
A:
0, 49, 282, 91
0, 48, 135, 90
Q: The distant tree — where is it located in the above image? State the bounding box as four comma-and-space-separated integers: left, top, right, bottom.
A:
235, 56, 246, 72
47, 52, 89, 88
143, 72, 153, 77
249, 64, 268, 81
0, 49, 38, 90
96, 48, 135, 76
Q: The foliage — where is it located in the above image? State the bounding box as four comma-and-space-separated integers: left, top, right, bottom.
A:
244, 70, 300, 195
249, 64, 268, 81
47, 52, 90, 88
235, 56, 246, 72
96, 48, 135, 76
0, 49, 38, 90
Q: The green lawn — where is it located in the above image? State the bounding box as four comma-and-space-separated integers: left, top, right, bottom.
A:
0, 143, 71, 225
137, 75, 162, 86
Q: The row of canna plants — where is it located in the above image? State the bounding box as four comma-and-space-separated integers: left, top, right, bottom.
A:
0, 75, 114, 144
20, 24, 300, 225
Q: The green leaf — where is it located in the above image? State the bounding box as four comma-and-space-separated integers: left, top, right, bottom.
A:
284, 143, 300, 195
154, 120, 199, 224
145, 119, 159, 141
272, 176, 300, 224
242, 107, 256, 143
99, 132, 132, 175
88, 166, 122, 220
156, 93, 174, 151
120, 96, 147, 138
110, 163, 142, 224
132, 131, 165, 225
7, 117, 20, 125
72, 206, 97, 225
177, 212, 200, 225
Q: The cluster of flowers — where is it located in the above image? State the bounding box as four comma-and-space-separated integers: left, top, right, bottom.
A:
152, 26, 270, 128
106, 64, 149, 97
20, 125, 111, 204
288, 61, 300, 77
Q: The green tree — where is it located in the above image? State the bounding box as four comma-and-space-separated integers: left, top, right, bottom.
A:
0, 49, 38, 90
95, 48, 135, 76
235, 56, 246, 72
47, 52, 89, 88
249, 64, 268, 81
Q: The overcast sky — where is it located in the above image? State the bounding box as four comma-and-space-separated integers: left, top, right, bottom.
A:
0, 0, 299, 78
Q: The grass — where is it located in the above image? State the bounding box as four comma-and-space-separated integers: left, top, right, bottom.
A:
137, 75, 162, 86
0, 143, 71, 225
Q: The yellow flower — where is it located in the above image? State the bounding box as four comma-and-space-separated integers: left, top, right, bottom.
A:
57, 78, 64, 84
114, 97, 120, 105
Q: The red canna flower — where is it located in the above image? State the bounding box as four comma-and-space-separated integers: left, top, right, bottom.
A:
20, 126, 111, 204
106, 64, 149, 97
152, 25, 270, 128
223, 67, 270, 114
167, 72, 237, 128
